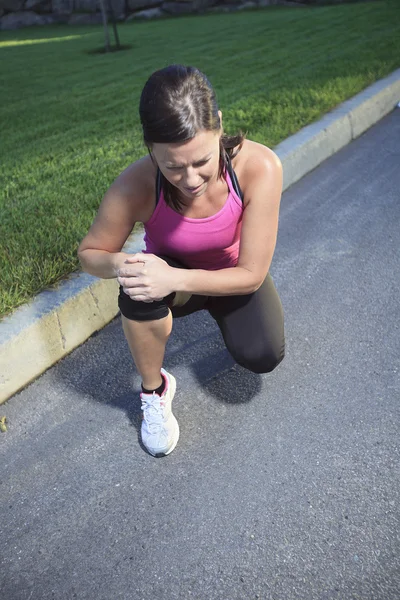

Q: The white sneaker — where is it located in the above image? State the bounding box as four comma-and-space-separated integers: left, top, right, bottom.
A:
140, 369, 179, 457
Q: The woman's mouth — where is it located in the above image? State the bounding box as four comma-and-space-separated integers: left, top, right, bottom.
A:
185, 183, 203, 194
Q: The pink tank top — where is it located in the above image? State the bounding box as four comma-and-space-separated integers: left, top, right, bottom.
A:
143, 171, 244, 270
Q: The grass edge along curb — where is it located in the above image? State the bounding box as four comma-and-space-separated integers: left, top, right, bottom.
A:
1, 67, 399, 405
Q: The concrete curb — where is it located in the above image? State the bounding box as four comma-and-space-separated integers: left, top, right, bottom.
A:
275, 69, 400, 190
1, 68, 399, 404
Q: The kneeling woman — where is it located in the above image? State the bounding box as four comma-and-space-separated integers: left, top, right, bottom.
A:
78, 64, 285, 457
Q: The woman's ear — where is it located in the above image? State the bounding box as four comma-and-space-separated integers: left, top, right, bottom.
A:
218, 110, 223, 130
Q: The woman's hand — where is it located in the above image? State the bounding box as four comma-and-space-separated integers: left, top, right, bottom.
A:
116, 253, 176, 302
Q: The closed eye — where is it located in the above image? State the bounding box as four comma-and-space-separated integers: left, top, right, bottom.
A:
166, 159, 211, 170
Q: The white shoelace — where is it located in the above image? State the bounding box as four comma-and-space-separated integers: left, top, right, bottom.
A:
141, 395, 166, 434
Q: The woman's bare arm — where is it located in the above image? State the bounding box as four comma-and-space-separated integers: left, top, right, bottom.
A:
78, 157, 154, 278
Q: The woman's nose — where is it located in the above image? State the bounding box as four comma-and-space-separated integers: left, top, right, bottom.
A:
183, 167, 200, 187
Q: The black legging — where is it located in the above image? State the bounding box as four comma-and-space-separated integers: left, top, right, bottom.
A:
118, 256, 285, 374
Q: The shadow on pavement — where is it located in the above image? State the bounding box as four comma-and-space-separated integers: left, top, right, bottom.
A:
51, 309, 263, 432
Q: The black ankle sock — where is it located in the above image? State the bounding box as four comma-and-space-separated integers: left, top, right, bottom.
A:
141, 375, 166, 397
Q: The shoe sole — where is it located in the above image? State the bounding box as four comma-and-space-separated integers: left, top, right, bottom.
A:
154, 422, 180, 458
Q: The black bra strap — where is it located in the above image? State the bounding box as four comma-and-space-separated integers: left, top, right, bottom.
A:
225, 153, 244, 203
155, 168, 162, 206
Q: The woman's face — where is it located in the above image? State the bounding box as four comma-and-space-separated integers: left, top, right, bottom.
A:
151, 129, 221, 200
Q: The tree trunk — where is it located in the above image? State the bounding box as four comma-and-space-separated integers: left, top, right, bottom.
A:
107, 0, 121, 50
99, 0, 111, 53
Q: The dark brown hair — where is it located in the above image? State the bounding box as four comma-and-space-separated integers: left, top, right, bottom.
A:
139, 64, 244, 211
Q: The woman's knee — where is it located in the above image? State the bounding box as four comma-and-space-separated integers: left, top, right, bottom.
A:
118, 286, 173, 322
234, 344, 285, 374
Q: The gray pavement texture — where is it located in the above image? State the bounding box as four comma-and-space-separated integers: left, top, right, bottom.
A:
1, 110, 400, 600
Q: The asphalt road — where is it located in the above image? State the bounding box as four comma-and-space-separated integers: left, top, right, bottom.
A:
1, 109, 399, 600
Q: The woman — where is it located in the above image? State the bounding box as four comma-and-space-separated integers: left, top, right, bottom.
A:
78, 64, 285, 458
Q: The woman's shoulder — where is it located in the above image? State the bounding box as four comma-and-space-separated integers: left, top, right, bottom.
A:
232, 139, 282, 184
108, 154, 157, 222
230, 140, 282, 207
112, 153, 157, 196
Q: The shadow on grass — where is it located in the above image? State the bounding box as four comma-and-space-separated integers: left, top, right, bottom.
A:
85, 44, 133, 55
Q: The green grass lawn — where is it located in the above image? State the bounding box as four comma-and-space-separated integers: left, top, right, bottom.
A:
1, 1, 399, 318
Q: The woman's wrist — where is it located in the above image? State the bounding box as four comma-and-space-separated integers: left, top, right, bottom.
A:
112, 252, 130, 277
79, 249, 130, 279
173, 266, 190, 294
